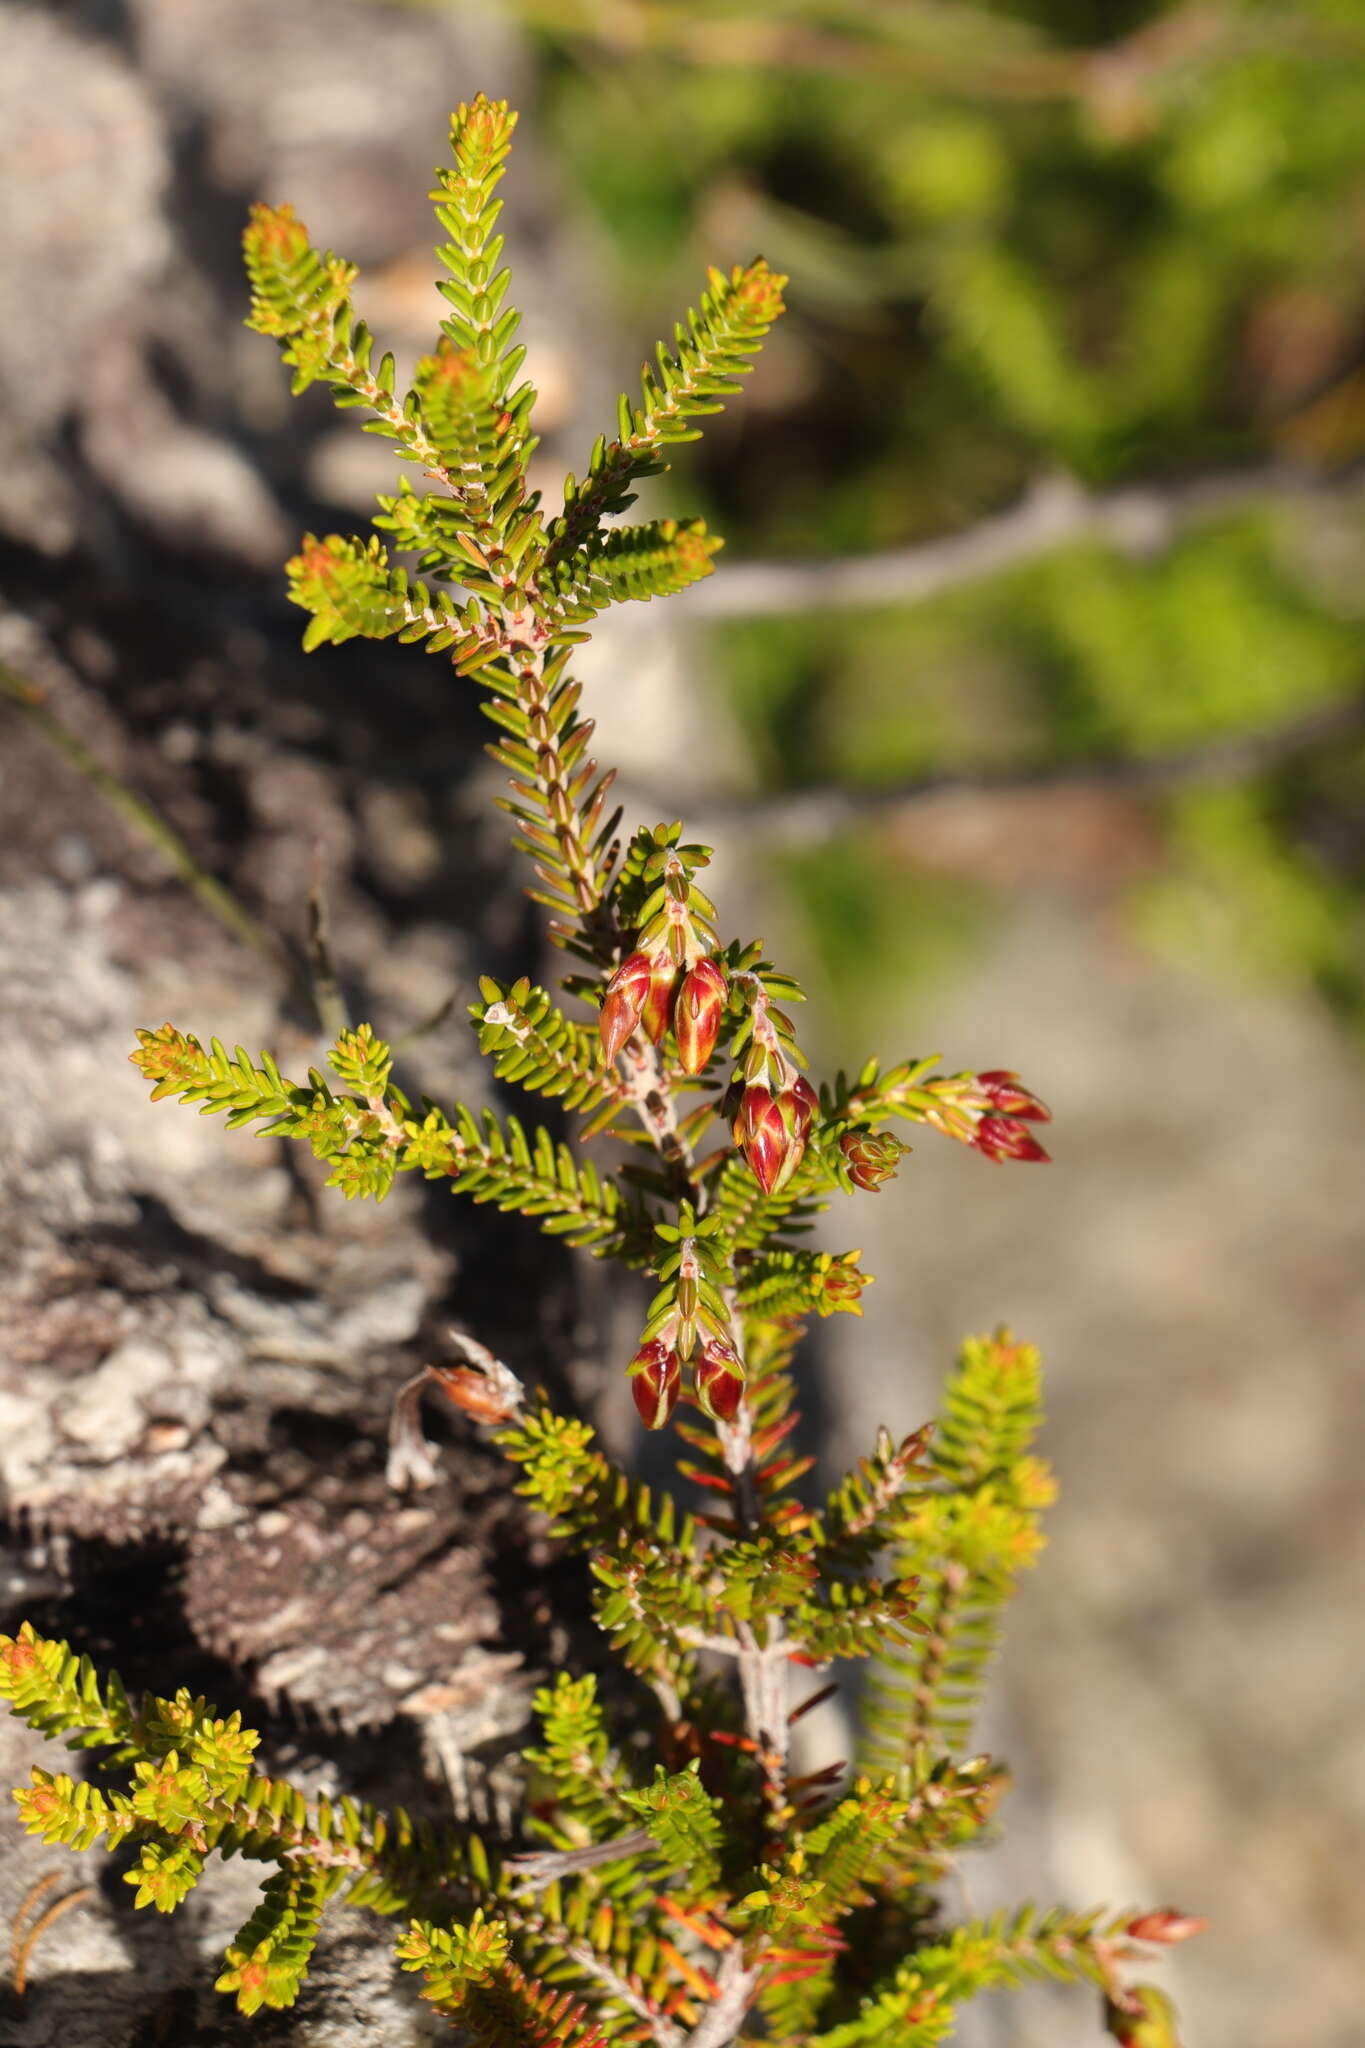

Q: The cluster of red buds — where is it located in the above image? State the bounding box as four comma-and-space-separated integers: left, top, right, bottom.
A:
732, 1072, 818, 1196
838, 1128, 907, 1192
1099, 1911, 1205, 2046
906, 1065, 1053, 1164
629, 1331, 745, 1430
630, 1221, 746, 1429
599, 947, 729, 1074
810, 1249, 871, 1317
970, 1068, 1052, 1164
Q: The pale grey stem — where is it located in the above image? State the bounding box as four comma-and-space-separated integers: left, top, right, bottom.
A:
618, 1033, 695, 1173
672, 694, 1365, 852
734, 1622, 791, 1788
714, 1290, 790, 1808
560, 1938, 686, 2048
680, 463, 1362, 621
507, 1827, 658, 1890
715, 1290, 760, 1533
679, 1945, 763, 2048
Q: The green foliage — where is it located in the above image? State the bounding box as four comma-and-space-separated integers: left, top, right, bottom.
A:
537, 12, 1365, 1031
216, 1869, 334, 2016
471, 976, 626, 1129
399, 1912, 610, 2046
621, 1764, 724, 1892
523, 1674, 637, 1839
807, 1904, 1133, 2048
126, 1836, 208, 1914
543, 256, 787, 564
286, 531, 467, 651
739, 1245, 873, 1320
129, 1021, 628, 1241
4, 96, 1196, 2048
540, 517, 723, 621
862, 1332, 1055, 1767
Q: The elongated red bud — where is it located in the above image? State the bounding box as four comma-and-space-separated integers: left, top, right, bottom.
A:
1125, 1910, 1207, 1947
599, 951, 654, 1063
785, 1074, 819, 1137
641, 952, 681, 1045
432, 1364, 522, 1424
674, 956, 728, 1074
733, 1084, 796, 1196
629, 1339, 681, 1430
694, 1337, 745, 1422
974, 1114, 1050, 1164
977, 1068, 1051, 1122
741, 1076, 818, 1194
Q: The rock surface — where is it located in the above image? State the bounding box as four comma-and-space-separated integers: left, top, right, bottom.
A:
0, 5, 589, 2037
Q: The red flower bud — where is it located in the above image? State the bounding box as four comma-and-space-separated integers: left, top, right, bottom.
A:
599, 951, 655, 1064
432, 1365, 522, 1424
734, 1084, 803, 1196
694, 1337, 745, 1422
785, 1074, 819, 1137
628, 1339, 681, 1430
974, 1114, 1050, 1164
1125, 1910, 1208, 1947
838, 1129, 905, 1192
977, 1068, 1051, 1122
674, 956, 728, 1074
641, 952, 681, 1045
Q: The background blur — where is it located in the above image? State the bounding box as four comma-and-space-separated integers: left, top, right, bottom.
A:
2, 2, 1363, 2043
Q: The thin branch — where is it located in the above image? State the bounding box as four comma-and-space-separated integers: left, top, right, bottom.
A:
514, 1909, 686, 2048
669, 695, 1365, 850
562, 1935, 686, 2048
509, 0, 1364, 105
1, 661, 294, 980
506, 1828, 658, 1890
680, 465, 1363, 622
10, 1883, 95, 1996
619, 1033, 697, 1184
679, 1943, 762, 2048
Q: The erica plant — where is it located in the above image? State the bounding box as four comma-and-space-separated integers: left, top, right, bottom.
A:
1, 98, 1200, 2046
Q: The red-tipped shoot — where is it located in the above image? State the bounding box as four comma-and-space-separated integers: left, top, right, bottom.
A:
974, 1114, 1050, 1164
977, 1068, 1051, 1122
1125, 1910, 1208, 1947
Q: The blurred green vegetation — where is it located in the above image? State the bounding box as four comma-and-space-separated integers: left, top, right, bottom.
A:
470, 1, 1365, 1029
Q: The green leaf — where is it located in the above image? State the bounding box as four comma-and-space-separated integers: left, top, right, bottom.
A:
216, 1867, 330, 2015
545, 259, 788, 566
471, 978, 625, 1122
861, 1331, 1055, 1766
621, 1764, 724, 1893
541, 518, 722, 626
126, 1837, 207, 1913
286, 532, 464, 649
